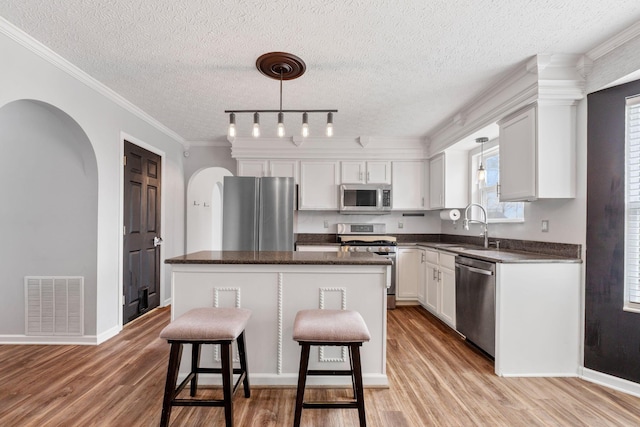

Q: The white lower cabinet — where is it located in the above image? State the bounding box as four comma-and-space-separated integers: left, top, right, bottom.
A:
420, 247, 456, 329
397, 247, 424, 301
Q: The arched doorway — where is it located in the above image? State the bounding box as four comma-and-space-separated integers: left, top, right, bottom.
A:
0, 99, 98, 336
186, 167, 233, 252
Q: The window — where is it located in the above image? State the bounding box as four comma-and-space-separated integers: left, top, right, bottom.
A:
625, 95, 640, 312
471, 142, 524, 223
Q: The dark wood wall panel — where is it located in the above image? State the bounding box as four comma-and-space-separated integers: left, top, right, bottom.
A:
586, 79, 640, 383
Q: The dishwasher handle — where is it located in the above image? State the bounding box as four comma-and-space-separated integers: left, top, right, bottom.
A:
456, 263, 494, 276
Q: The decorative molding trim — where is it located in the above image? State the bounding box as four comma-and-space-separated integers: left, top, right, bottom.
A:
318, 287, 348, 363
319, 287, 347, 310
292, 136, 305, 147
357, 136, 371, 147
213, 287, 241, 308
213, 287, 241, 362
587, 20, 640, 61
277, 273, 284, 375
0, 17, 185, 148
231, 137, 426, 160
427, 54, 586, 156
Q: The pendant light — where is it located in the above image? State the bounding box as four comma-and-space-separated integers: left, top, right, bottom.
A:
476, 137, 488, 182
225, 52, 337, 138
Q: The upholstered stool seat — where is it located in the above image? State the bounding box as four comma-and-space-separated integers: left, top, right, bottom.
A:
159, 307, 251, 427
293, 309, 370, 427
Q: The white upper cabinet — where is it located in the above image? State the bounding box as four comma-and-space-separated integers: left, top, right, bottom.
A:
270, 160, 299, 181
299, 161, 340, 210
391, 160, 425, 210
238, 159, 298, 182
498, 103, 576, 201
341, 161, 391, 184
428, 152, 468, 210
238, 160, 268, 177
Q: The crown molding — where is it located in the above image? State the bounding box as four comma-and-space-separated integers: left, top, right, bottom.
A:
230, 136, 426, 160
587, 20, 640, 61
427, 54, 585, 156
0, 17, 186, 148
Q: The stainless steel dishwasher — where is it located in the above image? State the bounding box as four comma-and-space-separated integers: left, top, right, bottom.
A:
455, 255, 496, 358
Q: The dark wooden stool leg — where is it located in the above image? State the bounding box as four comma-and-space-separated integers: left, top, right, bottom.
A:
190, 343, 201, 396
160, 342, 183, 427
348, 345, 357, 399
293, 343, 311, 427
236, 331, 251, 398
351, 344, 366, 427
221, 341, 234, 427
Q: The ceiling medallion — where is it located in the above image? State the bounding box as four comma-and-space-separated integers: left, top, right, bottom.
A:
225, 52, 337, 139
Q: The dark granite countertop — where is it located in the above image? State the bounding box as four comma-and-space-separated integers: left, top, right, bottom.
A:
295, 233, 582, 264
165, 250, 392, 265
406, 242, 582, 264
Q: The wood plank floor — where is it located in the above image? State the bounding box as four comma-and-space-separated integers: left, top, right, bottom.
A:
1, 305, 640, 426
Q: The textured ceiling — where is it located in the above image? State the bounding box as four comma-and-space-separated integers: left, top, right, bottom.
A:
1, 1, 640, 143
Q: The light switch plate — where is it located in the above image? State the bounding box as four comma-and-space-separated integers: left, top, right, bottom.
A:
541, 220, 549, 232
323, 220, 329, 229
398, 222, 404, 229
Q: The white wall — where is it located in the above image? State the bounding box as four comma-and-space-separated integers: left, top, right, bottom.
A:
0, 22, 185, 341
0, 100, 98, 335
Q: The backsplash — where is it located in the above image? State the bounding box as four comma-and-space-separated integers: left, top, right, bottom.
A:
295, 210, 441, 234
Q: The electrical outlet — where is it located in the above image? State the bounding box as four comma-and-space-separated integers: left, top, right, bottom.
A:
541, 220, 549, 232
398, 221, 404, 229
323, 220, 329, 229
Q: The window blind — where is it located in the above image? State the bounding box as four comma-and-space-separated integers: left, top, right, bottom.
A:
625, 95, 640, 307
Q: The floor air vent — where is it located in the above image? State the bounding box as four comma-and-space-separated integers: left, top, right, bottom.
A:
25, 276, 84, 336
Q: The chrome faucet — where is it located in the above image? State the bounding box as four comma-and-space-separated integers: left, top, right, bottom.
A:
463, 203, 489, 248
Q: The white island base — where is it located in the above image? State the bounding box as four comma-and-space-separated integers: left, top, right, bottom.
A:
167, 253, 390, 387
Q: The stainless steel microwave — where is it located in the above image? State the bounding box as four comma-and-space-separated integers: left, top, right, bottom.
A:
339, 184, 392, 214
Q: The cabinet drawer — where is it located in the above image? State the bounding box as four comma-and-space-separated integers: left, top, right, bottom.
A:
423, 249, 439, 264
439, 253, 456, 270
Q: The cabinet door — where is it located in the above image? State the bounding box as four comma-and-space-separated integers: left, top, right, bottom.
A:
397, 248, 422, 300
270, 160, 298, 182
391, 161, 424, 210
341, 161, 365, 184
366, 161, 391, 184
439, 266, 456, 328
299, 161, 339, 210
429, 155, 444, 209
424, 262, 439, 313
499, 106, 537, 201
416, 250, 427, 304
238, 160, 267, 177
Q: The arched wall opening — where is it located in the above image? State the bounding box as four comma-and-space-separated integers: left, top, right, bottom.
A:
187, 167, 233, 252
0, 99, 99, 336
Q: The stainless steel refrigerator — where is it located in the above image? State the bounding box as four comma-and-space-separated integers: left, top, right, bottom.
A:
222, 176, 295, 251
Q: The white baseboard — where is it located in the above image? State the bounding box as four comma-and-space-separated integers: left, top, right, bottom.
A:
96, 324, 121, 344
580, 367, 640, 398
0, 335, 97, 345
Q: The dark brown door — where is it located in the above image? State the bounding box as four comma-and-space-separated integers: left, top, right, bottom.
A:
123, 141, 161, 324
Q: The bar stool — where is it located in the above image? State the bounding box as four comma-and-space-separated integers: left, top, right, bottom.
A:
159, 307, 251, 427
292, 309, 371, 427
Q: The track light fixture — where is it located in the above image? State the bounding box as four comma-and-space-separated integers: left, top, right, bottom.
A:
225, 52, 337, 138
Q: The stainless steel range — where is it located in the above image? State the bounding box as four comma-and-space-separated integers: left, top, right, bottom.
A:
337, 223, 397, 309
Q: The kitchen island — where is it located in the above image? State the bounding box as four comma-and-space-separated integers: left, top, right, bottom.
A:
165, 251, 391, 387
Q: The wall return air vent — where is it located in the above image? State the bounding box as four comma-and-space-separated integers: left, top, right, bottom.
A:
25, 276, 84, 336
